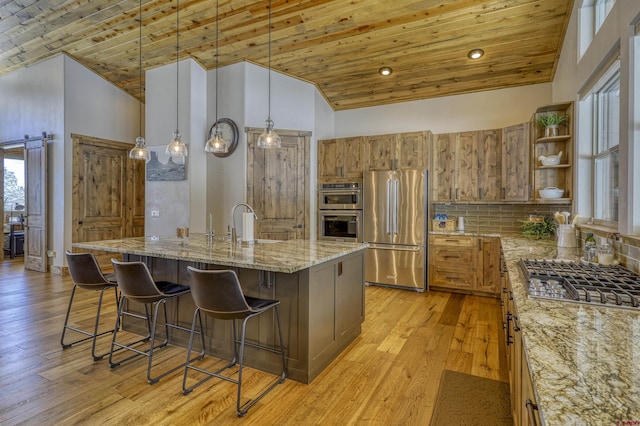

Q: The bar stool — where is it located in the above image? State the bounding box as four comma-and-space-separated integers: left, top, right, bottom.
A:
61, 250, 119, 361
182, 267, 286, 417
109, 259, 205, 384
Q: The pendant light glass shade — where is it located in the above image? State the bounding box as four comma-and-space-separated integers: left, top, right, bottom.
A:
205, 127, 228, 153
129, 0, 150, 162
205, 0, 227, 154
166, 0, 188, 157
258, 0, 280, 149
130, 136, 151, 161
167, 130, 188, 156
257, 118, 281, 148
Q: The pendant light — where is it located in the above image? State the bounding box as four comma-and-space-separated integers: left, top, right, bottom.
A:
204, 0, 227, 154
129, 0, 150, 162
256, 0, 281, 149
166, 0, 188, 157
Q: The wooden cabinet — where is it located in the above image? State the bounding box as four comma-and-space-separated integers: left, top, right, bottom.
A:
502, 122, 530, 201
318, 137, 363, 181
429, 235, 477, 291
428, 235, 500, 295
454, 131, 479, 201
503, 269, 541, 426
431, 133, 455, 201
431, 129, 503, 202
531, 102, 573, 203
364, 131, 429, 171
478, 129, 503, 201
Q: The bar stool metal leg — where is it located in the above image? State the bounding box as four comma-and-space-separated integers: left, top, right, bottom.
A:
60, 283, 119, 361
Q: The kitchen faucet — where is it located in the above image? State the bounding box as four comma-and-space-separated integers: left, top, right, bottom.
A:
230, 202, 258, 244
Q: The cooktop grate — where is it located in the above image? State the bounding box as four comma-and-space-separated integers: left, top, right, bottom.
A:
518, 259, 640, 309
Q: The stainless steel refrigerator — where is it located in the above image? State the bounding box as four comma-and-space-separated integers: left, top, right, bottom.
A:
363, 169, 427, 291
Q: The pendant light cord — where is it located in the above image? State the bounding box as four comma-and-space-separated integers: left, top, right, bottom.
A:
215, 0, 219, 123
175, 0, 179, 133
267, 0, 272, 122
138, 0, 143, 136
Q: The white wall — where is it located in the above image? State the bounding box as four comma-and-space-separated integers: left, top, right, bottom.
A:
145, 59, 199, 237
334, 84, 553, 136
0, 54, 140, 269
553, 0, 640, 234
202, 62, 318, 235
63, 56, 141, 266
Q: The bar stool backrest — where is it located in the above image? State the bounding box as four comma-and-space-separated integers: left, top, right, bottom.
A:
66, 250, 113, 288
187, 267, 253, 320
111, 259, 165, 303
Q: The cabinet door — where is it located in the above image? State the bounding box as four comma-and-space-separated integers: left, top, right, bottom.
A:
396, 131, 427, 170
318, 138, 342, 180
477, 129, 502, 202
502, 123, 530, 201
364, 134, 396, 171
431, 133, 455, 201
336, 254, 364, 338
454, 131, 478, 201
478, 237, 500, 294
341, 137, 363, 178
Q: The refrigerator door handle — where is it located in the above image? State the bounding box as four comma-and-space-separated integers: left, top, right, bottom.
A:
385, 178, 391, 235
393, 178, 399, 235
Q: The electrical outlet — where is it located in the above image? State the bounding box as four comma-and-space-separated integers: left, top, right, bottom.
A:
151, 210, 160, 217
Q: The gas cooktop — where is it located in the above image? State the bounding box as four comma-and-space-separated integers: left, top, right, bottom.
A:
518, 259, 640, 310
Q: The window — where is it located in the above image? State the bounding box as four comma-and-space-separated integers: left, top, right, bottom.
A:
579, 0, 616, 57
591, 63, 620, 223
595, 0, 615, 33
3, 158, 25, 222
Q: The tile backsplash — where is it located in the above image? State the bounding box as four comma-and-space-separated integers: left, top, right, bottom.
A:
432, 203, 570, 235
431, 203, 640, 274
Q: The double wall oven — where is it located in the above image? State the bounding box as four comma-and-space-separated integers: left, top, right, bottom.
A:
318, 182, 363, 242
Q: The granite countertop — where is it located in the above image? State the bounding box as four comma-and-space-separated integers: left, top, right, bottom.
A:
500, 236, 640, 425
73, 235, 367, 274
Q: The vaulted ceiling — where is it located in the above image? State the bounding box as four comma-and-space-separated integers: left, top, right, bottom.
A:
0, 0, 574, 111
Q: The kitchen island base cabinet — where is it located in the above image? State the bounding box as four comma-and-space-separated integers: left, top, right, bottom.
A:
121, 250, 365, 384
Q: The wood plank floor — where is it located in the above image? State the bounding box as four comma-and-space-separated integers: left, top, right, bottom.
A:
0, 258, 508, 425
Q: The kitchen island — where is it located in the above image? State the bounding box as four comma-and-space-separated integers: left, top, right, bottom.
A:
500, 236, 640, 425
73, 235, 367, 384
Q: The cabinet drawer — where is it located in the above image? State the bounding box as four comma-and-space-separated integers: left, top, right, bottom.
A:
431, 247, 476, 265
431, 235, 475, 247
430, 268, 474, 290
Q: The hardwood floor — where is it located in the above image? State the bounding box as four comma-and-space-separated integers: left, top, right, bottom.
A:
0, 258, 508, 425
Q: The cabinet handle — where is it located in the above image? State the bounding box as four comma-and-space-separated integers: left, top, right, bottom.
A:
478, 239, 482, 251
449, 188, 452, 199
336, 166, 340, 176
478, 188, 482, 200
502, 187, 505, 199
443, 255, 460, 259
456, 188, 459, 199
526, 400, 539, 426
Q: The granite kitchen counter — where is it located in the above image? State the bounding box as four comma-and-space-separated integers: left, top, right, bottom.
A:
73, 234, 367, 274
74, 235, 367, 384
501, 236, 640, 425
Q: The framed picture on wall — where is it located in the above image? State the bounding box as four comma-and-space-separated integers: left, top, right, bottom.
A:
146, 146, 186, 181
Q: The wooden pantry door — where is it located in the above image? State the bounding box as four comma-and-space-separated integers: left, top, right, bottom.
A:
246, 128, 310, 240
72, 134, 145, 269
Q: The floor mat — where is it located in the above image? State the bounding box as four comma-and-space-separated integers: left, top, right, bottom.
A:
430, 370, 513, 426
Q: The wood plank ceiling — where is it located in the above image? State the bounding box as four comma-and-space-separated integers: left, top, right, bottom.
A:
0, 0, 574, 111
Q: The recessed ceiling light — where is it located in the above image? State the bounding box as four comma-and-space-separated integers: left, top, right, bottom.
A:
379, 66, 393, 76
467, 49, 484, 60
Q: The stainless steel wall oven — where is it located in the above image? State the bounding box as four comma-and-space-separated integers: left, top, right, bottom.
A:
318, 210, 362, 242
318, 182, 363, 242
318, 182, 362, 210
